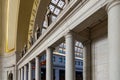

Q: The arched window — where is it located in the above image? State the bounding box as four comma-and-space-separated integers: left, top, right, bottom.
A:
42, 0, 67, 34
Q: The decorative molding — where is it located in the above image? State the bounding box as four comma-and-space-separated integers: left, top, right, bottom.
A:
106, 0, 120, 13
64, 30, 74, 38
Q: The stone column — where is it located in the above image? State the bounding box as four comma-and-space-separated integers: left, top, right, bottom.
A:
24, 65, 27, 80
55, 69, 59, 80
28, 62, 32, 80
18, 69, 21, 80
65, 0, 69, 5
35, 56, 40, 80
83, 41, 91, 80
107, 1, 120, 80
46, 48, 53, 80
65, 32, 75, 80
21, 68, 23, 80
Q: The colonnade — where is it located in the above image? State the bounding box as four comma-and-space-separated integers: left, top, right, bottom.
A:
18, 31, 77, 80
18, 0, 120, 80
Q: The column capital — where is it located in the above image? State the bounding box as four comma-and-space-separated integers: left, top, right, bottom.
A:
64, 30, 74, 38
106, 0, 120, 13
46, 47, 55, 51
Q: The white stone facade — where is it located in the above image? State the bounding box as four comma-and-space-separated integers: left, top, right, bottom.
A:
1, 0, 120, 80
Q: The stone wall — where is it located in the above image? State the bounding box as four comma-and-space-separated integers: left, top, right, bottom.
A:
92, 35, 109, 80
0, 53, 16, 80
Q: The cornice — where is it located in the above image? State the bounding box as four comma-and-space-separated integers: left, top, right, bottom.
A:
106, 0, 120, 13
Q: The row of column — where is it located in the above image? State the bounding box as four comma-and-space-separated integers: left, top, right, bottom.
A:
18, 1, 120, 80
18, 32, 76, 80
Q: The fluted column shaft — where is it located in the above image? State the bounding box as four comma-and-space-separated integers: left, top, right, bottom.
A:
35, 56, 40, 80
24, 65, 27, 80
65, 32, 75, 80
107, 1, 120, 80
21, 68, 23, 80
83, 41, 91, 80
46, 48, 53, 80
28, 62, 32, 80
18, 69, 21, 80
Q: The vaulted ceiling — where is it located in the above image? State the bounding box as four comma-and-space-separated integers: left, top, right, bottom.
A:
0, 0, 51, 56
0, 0, 34, 56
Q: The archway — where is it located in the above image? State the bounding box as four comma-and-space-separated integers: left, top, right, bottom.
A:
8, 72, 13, 80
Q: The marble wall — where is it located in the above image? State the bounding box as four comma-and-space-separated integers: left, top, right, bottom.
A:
0, 53, 16, 80
92, 35, 109, 80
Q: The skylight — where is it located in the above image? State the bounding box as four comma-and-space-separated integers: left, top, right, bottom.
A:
41, 0, 67, 35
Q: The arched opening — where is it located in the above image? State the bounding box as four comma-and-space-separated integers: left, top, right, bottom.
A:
8, 72, 13, 80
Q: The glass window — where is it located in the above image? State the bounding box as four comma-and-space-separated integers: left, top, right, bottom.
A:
79, 42, 83, 47
60, 43, 64, 48
63, 43, 66, 48
81, 62, 83, 66
75, 41, 79, 46
41, 0, 67, 35
63, 50, 65, 54
78, 48, 80, 52
78, 61, 80, 65
51, 0, 59, 4
59, 49, 63, 53
80, 53, 83, 57
75, 47, 78, 52
59, 50, 61, 53
53, 56, 56, 62
57, 0, 65, 8
41, 56, 44, 61
63, 57, 65, 63
49, 4, 55, 12
54, 8, 60, 15
80, 48, 83, 53
59, 57, 63, 63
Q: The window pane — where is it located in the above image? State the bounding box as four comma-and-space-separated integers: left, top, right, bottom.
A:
57, 0, 65, 8
81, 62, 83, 66
49, 4, 55, 12
54, 8, 60, 15
75, 47, 78, 52
53, 56, 56, 62
78, 48, 80, 52
79, 42, 83, 47
59, 57, 63, 63
63, 43, 66, 48
78, 61, 80, 65
51, 0, 59, 4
